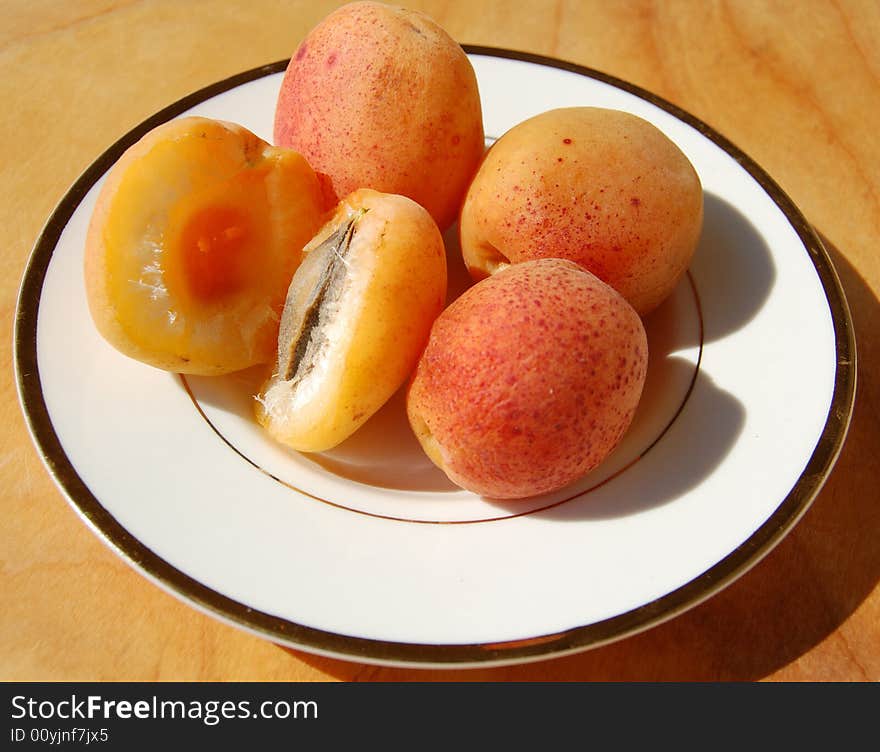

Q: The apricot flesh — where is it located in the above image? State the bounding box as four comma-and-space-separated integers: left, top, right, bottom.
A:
274, 1, 484, 230
256, 189, 447, 453
459, 107, 703, 316
84, 116, 328, 374
406, 258, 648, 499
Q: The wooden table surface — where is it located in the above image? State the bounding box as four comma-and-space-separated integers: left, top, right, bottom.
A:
2, 0, 878, 682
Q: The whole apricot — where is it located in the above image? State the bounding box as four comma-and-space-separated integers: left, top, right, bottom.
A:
256, 189, 447, 452
274, 1, 484, 230
406, 258, 648, 499
459, 107, 703, 316
85, 116, 329, 374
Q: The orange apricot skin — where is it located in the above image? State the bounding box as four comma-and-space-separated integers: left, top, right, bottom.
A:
459, 107, 703, 316
274, 1, 484, 231
407, 258, 648, 499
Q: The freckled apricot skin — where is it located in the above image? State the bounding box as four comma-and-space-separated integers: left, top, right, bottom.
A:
459, 107, 703, 316
274, 1, 484, 231
84, 116, 328, 375
406, 258, 648, 499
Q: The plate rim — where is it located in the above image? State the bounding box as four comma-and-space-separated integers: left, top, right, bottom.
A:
13, 47, 857, 668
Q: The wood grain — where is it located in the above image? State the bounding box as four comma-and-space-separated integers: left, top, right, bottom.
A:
2, 0, 877, 681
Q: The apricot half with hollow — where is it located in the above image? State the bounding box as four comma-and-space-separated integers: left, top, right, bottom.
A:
85, 116, 329, 374
256, 189, 447, 452
459, 107, 703, 316
406, 258, 648, 499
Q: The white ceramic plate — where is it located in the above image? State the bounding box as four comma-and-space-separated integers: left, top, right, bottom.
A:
15, 49, 856, 668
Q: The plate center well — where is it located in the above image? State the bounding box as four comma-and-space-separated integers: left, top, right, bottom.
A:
182, 258, 702, 523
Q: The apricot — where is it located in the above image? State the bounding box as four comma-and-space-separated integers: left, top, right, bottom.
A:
406, 258, 648, 499
256, 189, 447, 452
459, 107, 703, 316
85, 116, 329, 374
273, 1, 484, 231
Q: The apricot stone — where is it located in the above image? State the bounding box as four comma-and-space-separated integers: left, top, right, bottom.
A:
274, 1, 484, 231
406, 258, 648, 499
459, 107, 703, 316
257, 189, 447, 452
85, 116, 329, 374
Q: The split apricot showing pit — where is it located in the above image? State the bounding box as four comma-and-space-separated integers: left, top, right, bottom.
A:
256, 189, 447, 453
84, 116, 329, 374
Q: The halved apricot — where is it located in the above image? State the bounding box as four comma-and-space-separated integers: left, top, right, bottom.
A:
256, 189, 447, 452
84, 116, 329, 374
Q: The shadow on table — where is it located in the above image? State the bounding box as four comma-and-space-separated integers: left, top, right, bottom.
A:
281, 232, 877, 681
